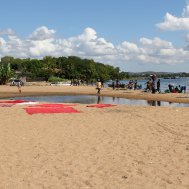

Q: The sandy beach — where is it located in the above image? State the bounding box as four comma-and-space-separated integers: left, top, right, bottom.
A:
0, 85, 189, 188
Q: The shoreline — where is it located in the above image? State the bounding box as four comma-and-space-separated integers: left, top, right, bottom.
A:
0, 85, 189, 104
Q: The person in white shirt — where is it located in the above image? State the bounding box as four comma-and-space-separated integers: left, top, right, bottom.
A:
96, 79, 102, 94
17, 82, 22, 93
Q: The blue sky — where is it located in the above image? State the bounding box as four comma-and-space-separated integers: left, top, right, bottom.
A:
0, 0, 189, 72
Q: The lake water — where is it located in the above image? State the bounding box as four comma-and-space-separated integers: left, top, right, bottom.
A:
106, 77, 189, 92
12, 95, 189, 107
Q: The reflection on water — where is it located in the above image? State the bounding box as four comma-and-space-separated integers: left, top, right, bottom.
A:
11, 95, 189, 107
97, 96, 101, 104
147, 101, 161, 106
146, 100, 177, 106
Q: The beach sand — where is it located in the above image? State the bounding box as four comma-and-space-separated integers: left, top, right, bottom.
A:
0, 85, 189, 188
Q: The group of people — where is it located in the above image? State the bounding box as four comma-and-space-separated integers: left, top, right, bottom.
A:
95, 75, 187, 95
167, 84, 186, 93
127, 80, 142, 90
70, 79, 86, 86
144, 74, 161, 94
111, 79, 121, 90
146, 78, 160, 93
110, 80, 142, 90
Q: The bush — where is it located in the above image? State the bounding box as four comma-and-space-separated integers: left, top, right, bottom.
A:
48, 76, 68, 83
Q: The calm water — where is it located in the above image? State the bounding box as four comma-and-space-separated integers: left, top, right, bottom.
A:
106, 77, 189, 92
12, 95, 189, 107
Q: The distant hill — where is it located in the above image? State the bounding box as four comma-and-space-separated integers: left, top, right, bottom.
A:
128, 71, 187, 75
127, 72, 189, 78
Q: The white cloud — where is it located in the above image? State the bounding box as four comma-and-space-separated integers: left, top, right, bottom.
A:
1, 26, 189, 68
159, 49, 176, 56
29, 26, 56, 40
156, 13, 189, 31
29, 39, 56, 57
156, 1, 189, 31
152, 1, 189, 65
182, 1, 189, 17
78, 27, 97, 41
119, 41, 139, 53
65, 27, 115, 56
185, 33, 189, 42
0, 38, 8, 55
0, 28, 15, 36
0, 38, 6, 46
140, 37, 173, 48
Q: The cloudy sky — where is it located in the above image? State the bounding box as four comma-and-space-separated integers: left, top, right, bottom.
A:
0, 0, 189, 72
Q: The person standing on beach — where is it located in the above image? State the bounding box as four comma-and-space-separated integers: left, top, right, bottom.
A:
150, 74, 156, 94
157, 79, 160, 93
134, 80, 137, 90
100, 78, 104, 88
112, 81, 115, 90
96, 79, 102, 94
17, 81, 22, 93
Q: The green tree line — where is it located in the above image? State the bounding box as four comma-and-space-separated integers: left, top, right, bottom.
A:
0, 56, 129, 84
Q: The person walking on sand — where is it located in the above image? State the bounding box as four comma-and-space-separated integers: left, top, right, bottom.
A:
17, 81, 22, 93
96, 79, 102, 94
157, 79, 160, 93
134, 80, 137, 90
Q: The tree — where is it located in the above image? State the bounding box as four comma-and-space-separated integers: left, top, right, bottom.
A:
1, 56, 14, 64
0, 55, 126, 82
0, 63, 14, 85
42, 56, 57, 76
95, 63, 110, 81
